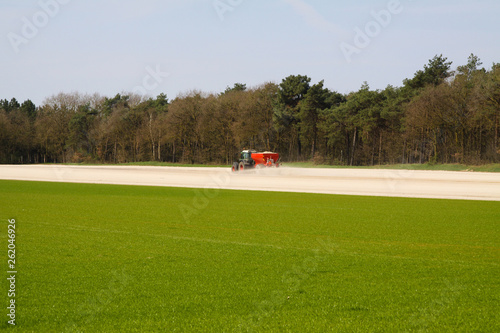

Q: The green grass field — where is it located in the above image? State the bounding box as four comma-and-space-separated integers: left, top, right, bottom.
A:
1, 180, 499, 332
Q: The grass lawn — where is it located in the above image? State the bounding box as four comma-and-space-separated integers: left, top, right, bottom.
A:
1, 180, 499, 332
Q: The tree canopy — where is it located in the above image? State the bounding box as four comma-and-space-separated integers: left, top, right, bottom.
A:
1, 54, 498, 165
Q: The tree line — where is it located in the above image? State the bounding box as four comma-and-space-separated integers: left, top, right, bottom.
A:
1, 54, 499, 166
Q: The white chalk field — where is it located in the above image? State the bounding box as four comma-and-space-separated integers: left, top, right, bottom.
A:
0, 165, 499, 201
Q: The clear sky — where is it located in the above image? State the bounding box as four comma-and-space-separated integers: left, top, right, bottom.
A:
1, 0, 499, 105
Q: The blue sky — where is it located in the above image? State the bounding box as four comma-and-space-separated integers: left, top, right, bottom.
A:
1, 0, 499, 105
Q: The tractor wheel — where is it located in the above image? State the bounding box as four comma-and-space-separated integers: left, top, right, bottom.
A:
239, 161, 245, 171
232, 162, 239, 172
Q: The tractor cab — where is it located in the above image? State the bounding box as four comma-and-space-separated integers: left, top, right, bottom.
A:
240, 150, 254, 163
239, 150, 256, 169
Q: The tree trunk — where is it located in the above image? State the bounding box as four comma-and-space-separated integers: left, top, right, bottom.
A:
378, 131, 383, 165
149, 113, 155, 161
462, 128, 466, 164
114, 141, 117, 164
173, 141, 176, 163
402, 138, 406, 164
495, 113, 499, 154
311, 138, 315, 160
158, 133, 161, 161
371, 143, 375, 166
345, 129, 350, 166
350, 128, 357, 166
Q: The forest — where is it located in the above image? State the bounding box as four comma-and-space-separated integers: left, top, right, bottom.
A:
1, 54, 499, 166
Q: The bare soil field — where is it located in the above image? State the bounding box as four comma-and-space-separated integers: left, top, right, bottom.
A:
1, 165, 499, 201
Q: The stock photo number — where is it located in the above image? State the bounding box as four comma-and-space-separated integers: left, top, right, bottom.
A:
7, 219, 16, 326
